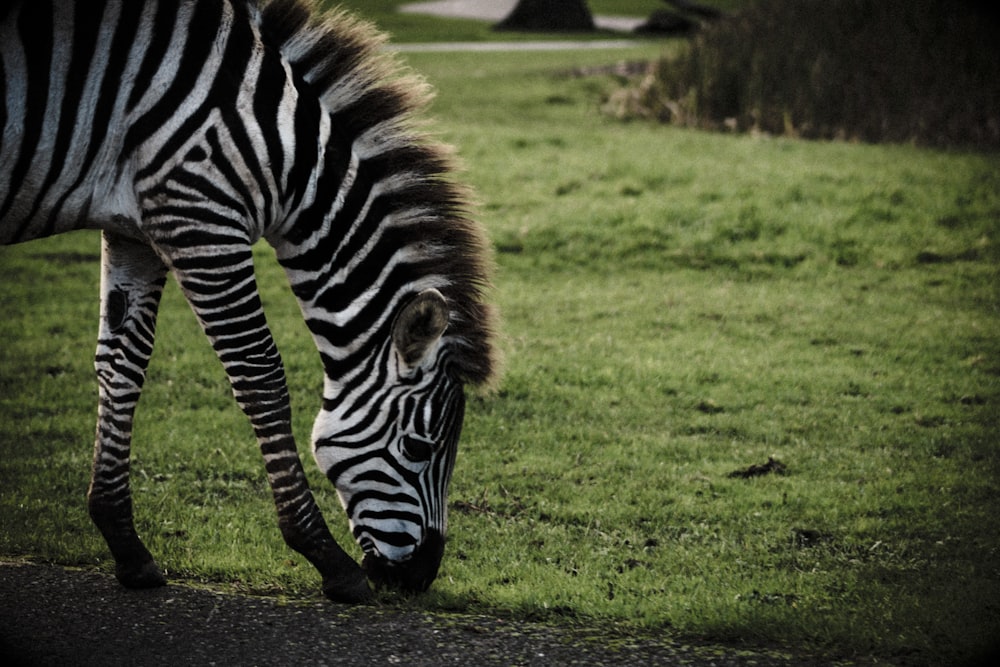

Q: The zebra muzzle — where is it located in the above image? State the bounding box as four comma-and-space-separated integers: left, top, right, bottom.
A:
361, 529, 446, 592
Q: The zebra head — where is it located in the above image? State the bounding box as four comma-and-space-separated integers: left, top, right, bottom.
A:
311, 289, 466, 592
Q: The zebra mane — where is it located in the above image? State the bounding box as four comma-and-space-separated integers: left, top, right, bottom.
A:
255, 0, 499, 388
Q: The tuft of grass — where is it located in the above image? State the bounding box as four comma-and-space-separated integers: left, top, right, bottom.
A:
2, 31, 999, 667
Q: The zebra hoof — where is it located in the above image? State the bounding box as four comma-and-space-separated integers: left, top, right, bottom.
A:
115, 559, 167, 589
322, 572, 373, 604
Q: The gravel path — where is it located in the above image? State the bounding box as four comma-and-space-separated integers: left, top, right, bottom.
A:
0, 561, 861, 666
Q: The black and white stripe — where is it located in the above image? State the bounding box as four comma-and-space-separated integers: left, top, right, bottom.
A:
1, 0, 497, 601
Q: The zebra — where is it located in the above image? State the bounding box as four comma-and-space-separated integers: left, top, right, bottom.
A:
0, 0, 498, 602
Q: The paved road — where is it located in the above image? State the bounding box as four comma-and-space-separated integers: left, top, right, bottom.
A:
390, 0, 648, 52
389, 40, 640, 52
399, 0, 647, 33
1, 561, 860, 666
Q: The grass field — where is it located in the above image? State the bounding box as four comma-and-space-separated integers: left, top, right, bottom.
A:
2, 4, 1000, 666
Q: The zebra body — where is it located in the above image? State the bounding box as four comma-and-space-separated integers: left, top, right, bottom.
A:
1, 0, 497, 601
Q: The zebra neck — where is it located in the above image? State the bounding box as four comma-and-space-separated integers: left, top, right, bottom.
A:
268, 105, 454, 380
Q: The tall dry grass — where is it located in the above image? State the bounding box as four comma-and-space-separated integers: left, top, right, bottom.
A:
606, 0, 1000, 148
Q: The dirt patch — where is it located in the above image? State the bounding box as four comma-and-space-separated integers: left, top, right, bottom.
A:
728, 457, 787, 479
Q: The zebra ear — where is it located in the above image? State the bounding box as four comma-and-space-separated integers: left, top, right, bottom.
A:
393, 289, 449, 368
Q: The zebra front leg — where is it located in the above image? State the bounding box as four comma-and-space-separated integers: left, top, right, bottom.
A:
158, 237, 372, 603
88, 232, 169, 588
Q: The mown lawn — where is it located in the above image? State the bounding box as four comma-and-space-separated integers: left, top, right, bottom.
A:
2, 6, 999, 667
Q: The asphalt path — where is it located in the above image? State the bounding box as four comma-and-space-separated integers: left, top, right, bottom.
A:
0, 561, 863, 666
390, 0, 647, 52
389, 40, 639, 52
398, 0, 647, 33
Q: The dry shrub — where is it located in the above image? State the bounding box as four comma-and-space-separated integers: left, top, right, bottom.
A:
607, 0, 1000, 148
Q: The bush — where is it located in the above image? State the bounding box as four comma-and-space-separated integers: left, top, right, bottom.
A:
606, 0, 1000, 148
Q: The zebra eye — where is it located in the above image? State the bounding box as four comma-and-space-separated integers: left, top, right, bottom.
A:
401, 435, 434, 463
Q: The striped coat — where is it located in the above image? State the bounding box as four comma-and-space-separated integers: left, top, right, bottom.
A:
0, 0, 498, 601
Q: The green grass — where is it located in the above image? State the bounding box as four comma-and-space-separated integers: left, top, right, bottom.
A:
2, 16, 1000, 667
